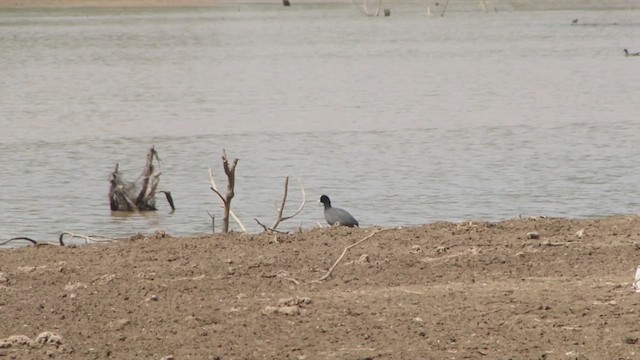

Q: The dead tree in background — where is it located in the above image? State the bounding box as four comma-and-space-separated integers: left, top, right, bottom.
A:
352, 0, 383, 16
254, 176, 306, 233
108, 146, 175, 212
209, 149, 246, 233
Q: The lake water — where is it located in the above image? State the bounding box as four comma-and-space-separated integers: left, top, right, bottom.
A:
1, 3, 640, 247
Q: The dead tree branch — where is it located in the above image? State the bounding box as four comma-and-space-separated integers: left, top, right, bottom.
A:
0, 237, 39, 246
58, 231, 115, 246
272, 177, 306, 230
254, 218, 288, 234
207, 211, 215, 234
209, 149, 246, 233
352, 0, 382, 16
310, 228, 386, 283
254, 177, 306, 233
109, 146, 174, 212
441, 0, 451, 16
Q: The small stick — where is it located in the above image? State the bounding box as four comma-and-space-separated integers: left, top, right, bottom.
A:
310, 229, 386, 283
254, 218, 288, 234
270, 177, 306, 230
0, 237, 39, 246
159, 191, 175, 212
441, 0, 451, 16
207, 211, 215, 233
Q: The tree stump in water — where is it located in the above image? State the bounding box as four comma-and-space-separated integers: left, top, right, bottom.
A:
108, 146, 175, 212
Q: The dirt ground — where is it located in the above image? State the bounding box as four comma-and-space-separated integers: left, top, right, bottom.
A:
2, 216, 640, 359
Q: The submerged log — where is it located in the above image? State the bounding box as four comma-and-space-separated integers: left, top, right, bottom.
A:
108, 146, 175, 212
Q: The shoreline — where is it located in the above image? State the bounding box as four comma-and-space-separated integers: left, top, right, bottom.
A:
1, 0, 638, 9
1, 214, 640, 358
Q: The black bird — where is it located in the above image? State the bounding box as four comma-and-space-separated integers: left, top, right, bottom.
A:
624, 48, 640, 56
319, 195, 359, 227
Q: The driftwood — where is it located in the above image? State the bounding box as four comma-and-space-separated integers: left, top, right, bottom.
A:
108, 146, 175, 212
254, 177, 306, 234
209, 149, 246, 233
0, 237, 39, 246
1, 232, 115, 247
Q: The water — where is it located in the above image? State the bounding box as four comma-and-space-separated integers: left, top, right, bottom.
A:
1, 4, 640, 247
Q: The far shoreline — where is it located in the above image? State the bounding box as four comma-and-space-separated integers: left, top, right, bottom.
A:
1, 0, 639, 10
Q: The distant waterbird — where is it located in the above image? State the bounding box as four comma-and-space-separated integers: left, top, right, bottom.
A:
318, 195, 359, 228
624, 49, 640, 57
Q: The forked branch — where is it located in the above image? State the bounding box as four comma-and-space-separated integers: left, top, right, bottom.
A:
209, 149, 246, 233
254, 177, 306, 233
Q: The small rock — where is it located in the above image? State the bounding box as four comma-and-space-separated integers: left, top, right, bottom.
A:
0, 272, 8, 284
147, 295, 160, 302
35, 332, 63, 347
356, 254, 370, 264
526, 232, 540, 239
18, 266, 36, 273
0, 335, 33, 348
64, 282, 87, 291
277, 298, 295, 306
277, 297, 313, 306
298, 297, 313, 305
575, 228, 585, 238
160, 355, 176, 360
263, 305, 300, 316
109, 319, 130, 331
413, 317, 424, 322
277, 305, 301, 316
409, 245, 422, 254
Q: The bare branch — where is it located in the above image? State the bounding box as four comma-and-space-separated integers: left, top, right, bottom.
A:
254, 218, 269, 232
0, 237, 39, 246
254, 218, 288, 234
230, 210, 247, 233
208, 168, 226, 205
209, 150, 245, 233
441, 0, 451, 16
271, 177, 306, 230
159, 191, 175, 212
310, 229, 387, 283
58, 232, 115, 246
207, 211, 215, 233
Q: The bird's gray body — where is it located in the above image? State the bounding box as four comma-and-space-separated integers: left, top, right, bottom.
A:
319, 195, 359, 227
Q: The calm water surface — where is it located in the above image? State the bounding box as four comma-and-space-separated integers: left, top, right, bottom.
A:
1, 4, 640, 246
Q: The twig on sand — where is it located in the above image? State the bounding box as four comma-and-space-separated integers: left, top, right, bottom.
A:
310, 228, 386, 283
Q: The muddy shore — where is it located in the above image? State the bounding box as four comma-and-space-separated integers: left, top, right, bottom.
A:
2, 216, 640, 359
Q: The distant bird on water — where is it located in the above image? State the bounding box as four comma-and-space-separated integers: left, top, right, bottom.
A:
624, 49, 640, 56
319, 195, 359, 228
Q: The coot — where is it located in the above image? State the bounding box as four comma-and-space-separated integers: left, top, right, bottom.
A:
319, 195, 359, 227
624, 48, 640, 56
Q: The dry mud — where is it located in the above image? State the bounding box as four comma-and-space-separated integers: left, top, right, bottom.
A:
2, 216, 640, 359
